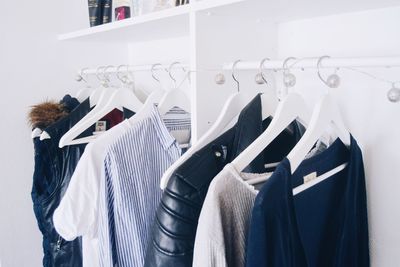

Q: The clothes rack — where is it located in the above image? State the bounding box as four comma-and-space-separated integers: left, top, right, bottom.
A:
78, 63, 190, 75
222, 56, 400, 70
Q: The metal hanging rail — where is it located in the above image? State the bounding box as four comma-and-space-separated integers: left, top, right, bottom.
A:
222, 56, 400, 70
80, 63, 190, 75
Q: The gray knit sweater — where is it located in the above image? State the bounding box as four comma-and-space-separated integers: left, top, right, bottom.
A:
193, 164, 264, 267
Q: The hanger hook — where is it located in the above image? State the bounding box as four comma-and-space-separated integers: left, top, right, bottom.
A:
151, 63, 164, 83
168, 62, 186, 87
317, 55, 330, 85
95, 66, 106, 81
103, 65, 114, 82
317, 55, 341, 88
283, 57, 296, 73
259, 58, 270, 85
77, 68, 89, 83
281, 57, 297, 96
101, 65, 114, 87
232, 59, 241, 92
116, 64, 129, 84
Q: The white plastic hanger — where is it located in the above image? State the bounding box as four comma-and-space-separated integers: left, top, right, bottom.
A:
40, 86, 117, 142
258, 58, 279, 120
160, 59, 278, 189
95, 64, 143, 113
158, 62, 191, 115
75, 68, 94, 102
231, 92, 311, 173
290, 94, 350, 196
125, 64, 167, 125
60, 88, 161, 147
40, 66, 114, 141
231, 57, 312, 174
222, 59, 278, 130
159, 92, 255, 189
287, 94, 351, 175
239, 57, 350, 193
288, 57, 351, 195
58, 65, 143, 147
87, 66, 116, 108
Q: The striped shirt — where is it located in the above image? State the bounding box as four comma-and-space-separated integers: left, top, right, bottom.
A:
99, 106, 191, 267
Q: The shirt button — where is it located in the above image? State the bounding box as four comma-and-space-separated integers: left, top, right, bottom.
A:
215, 151, 222, 157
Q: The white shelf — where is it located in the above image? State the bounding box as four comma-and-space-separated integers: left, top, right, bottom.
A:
58, 0, 248, 42
58, 0, 400, 42
58, 4, 192, 42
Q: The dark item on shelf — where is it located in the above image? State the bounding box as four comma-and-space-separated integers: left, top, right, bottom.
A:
88, 0, 102, 27
102, 0, 112, 24
115, 6, 131, 20
176, 0, 189, 5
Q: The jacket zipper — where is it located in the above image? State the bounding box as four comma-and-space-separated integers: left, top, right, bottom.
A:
56, 236, 63, 251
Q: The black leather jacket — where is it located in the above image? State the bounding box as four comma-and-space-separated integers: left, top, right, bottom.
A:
32, 98, 90, 267
32, 97, 135, 267
145, 94, 304, 267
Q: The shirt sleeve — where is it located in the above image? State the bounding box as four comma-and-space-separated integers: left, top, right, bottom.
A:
53, 144, 101, 241
192, 179, 228, 267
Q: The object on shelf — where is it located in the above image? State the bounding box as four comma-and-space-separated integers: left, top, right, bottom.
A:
102, 0, 113, 23
88, 0, 102, 27
114, 0, 131, 20
175, 0, 189, 6
153, 0, 172, 11
143, 0, 158, 14
131, 0, 144, 16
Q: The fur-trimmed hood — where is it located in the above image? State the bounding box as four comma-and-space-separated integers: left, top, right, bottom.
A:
28, 101, 69, 130
28, 95, 80, 130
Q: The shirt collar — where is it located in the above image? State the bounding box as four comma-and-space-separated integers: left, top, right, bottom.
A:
149, 105, 177, 150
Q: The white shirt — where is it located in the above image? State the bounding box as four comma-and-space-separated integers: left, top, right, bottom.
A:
53, 119, 132, 267
53, 106, 191, 267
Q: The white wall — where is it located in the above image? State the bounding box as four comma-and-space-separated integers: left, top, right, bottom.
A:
194, 6, 400, 267
277, 7, 400, 266
0, 1, 128, 266
1, 2, 399, 267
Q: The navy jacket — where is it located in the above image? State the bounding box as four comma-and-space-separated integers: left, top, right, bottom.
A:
32, 98, 89, 267
245, 136, 369, 267
145, 94, 305, 267
31, 97, 133, 267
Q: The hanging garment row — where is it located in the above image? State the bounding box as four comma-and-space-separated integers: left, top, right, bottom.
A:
29, 62, 191, 267
28, 57, 371, 267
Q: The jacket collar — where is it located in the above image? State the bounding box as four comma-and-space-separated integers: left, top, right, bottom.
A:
231, 94, 266, 172
226, 94, 305, 173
